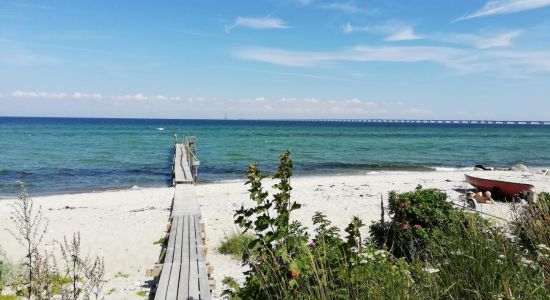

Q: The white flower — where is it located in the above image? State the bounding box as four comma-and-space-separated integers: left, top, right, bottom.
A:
423, 267, 439, 274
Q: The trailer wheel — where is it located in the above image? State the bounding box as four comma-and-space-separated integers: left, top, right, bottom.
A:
467, 199, 476, 209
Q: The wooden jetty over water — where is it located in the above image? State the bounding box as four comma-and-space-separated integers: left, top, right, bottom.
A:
149, 136, 213, 300
295, 119, 550, 125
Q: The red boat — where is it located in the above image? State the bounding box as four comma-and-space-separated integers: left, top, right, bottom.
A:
465, 174, 535, 199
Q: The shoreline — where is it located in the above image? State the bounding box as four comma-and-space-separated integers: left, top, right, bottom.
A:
2, 166, 549, 199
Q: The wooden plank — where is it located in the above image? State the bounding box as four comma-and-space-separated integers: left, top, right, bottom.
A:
166, 216, 184, 299
154, 263, 172, 300
164, 216, 179, 264
154, 216, 180, 300
172, 185, 201, 216
188, 215, 201, 298
194, 215, 211, 299
177, 215, 191, 299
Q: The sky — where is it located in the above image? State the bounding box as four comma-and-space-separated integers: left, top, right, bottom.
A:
1, 0, 550, 120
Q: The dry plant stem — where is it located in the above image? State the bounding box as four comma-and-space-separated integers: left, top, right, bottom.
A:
7, 182, 48, 298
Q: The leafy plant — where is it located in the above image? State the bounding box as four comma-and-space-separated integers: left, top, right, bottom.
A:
153, 236, 167, 245
218, 233, 255, 260
225, 151, 416, 299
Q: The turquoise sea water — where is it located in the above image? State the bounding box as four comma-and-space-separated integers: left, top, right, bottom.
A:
1, 117, 549, 197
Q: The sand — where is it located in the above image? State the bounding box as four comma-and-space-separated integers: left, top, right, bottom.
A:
1, 170, 548, 299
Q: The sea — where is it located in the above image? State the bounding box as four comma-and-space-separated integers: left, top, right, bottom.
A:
1, 117, 549, 197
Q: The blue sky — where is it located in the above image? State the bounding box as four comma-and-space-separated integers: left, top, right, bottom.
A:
1, 0, 550, 119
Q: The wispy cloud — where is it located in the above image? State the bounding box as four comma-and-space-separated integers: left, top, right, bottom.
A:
437, 30, 522, 49
456, 0, 550, 21
235, 45, 550, 75
319, 2, 372, 14
225, 16, 290, 32
343, 22, 424, 41
384, 26, 424, 41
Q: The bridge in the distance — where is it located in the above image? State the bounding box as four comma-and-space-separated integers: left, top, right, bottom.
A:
292, 119, 550, 125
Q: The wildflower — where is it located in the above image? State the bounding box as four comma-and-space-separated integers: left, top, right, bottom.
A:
308, 240, 316, 248
423, 267, 439, 274
414, 224, 422, 229
402, 223, 409, 230
291, 270, 299, 279
521, 257, 535, 268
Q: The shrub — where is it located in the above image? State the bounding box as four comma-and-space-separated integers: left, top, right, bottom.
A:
370, 185, 468, 261
218, 233, 255, 260
224, 151, 416, 299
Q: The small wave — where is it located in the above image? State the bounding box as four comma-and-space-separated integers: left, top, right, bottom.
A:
433, 166, 474, 172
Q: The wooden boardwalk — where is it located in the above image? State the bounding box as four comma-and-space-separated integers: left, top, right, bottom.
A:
153, 139, 211, 300
173, 144, 193, 184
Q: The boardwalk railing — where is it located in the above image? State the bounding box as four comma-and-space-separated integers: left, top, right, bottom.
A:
172, 135, 200, 185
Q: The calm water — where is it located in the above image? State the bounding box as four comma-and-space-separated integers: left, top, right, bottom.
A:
1, 117, 549, 196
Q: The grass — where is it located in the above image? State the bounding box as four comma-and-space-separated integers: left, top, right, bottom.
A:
218, 233, 255, 260
114, 271, 129, 279
0, 295, 17, 300
106, 288, 116, 295
136, 290, 147, 297
153, 235, 167, 245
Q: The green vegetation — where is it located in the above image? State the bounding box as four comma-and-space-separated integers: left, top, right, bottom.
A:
0, 295, 17, 300
114, 271, 129, 279
136, 290, 147, 297
153, 236, 167, 245
223, 151, 550, 299
0, 248, 19, 295
219, 233, 255, 260
106, 287, 116, 295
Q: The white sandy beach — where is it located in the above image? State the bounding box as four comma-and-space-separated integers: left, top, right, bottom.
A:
1, 170, 549, 299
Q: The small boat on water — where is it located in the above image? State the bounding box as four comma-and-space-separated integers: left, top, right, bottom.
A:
465, 174, 535, 199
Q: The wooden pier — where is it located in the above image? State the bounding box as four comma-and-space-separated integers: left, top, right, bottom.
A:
150, 136, 212, 300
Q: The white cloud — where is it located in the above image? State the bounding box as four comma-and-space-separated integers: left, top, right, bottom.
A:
72, 92, 103, 99
235, 45, 550, 75
438, 30, 522, 49
343, 22, 424, 41
12, 91, 68, 99
235, 46, 472, 72
457, 0, 550, 21
384, 26, 424, 41
225, 16, 289, 32
320, 2, 365, 13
